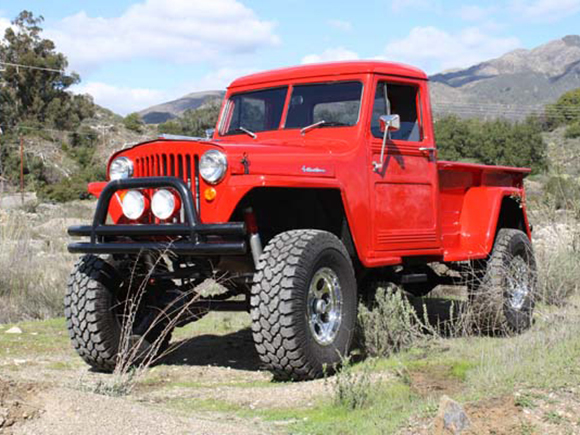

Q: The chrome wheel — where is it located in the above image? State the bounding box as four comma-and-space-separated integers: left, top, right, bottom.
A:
307, 267, 343, 346
506, 255, 532, 310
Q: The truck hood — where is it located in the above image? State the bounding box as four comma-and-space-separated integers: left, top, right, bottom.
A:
217, 140, 337, 178
113, 137, 344, 179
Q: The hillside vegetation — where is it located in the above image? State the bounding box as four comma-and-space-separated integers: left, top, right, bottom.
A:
0, 11, 157, 202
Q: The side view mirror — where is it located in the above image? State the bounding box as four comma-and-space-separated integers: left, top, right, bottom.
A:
205, 128, 215, 139
379, 114, 400, 133
373, 114, 401, 173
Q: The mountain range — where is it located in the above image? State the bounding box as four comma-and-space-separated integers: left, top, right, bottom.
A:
139, 35, 580, 123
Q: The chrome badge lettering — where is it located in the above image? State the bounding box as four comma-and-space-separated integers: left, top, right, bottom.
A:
301, 165, 326, 174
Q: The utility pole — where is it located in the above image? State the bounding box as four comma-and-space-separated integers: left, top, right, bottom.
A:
20, 136, 24, 204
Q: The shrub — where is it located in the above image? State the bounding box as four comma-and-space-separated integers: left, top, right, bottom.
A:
123, 113, 144, 133
357, 285, 426, 357
38, 164, 106, 202
536, 231, 580, 306
327, 356, 375, 410
542, 175, 580, 210
564, 122, 580, 139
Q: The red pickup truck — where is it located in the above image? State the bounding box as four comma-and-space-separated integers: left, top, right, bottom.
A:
66, 61, 536, 380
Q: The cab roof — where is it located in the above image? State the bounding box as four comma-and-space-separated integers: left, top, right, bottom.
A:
228, 61, 428, 89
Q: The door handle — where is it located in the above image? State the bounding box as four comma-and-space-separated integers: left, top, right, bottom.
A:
419, 147, 437, 159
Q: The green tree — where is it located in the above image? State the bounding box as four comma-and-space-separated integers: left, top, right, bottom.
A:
434, 115, 547, 173
157, 100, 221, 137
123, 112, 144, 133
545, 88, 580, 128
0, 10, 94, 130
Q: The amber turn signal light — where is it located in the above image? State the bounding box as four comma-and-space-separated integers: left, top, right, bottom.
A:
204, 187, 217, 202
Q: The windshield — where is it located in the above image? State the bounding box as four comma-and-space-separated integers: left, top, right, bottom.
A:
222, 87, 288, 135
285, 81, 363, 129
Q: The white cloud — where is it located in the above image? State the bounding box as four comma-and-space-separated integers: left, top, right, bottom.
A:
46, 0, 279, 73
382, 26, 520, 73
73, 67, 257, 115
302, 47, 359, 64
327, 19, 353, 32
182, 67, 258, 92
73, 82, 170, 115
0, 16, 12, 36
512, 0, 580, 21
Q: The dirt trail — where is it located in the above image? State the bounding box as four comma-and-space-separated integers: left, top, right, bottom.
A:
0, 317, 330, 435
9, 386, 267, 435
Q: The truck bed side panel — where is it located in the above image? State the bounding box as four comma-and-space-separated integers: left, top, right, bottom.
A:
437, 161, 530, 262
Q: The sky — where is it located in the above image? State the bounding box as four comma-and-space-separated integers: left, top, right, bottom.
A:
1, 0, 579, 115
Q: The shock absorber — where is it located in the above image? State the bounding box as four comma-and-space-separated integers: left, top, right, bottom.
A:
244, 207, 263, 266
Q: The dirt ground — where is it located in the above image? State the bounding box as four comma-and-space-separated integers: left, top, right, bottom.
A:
0, 316, 334, 435
2, 314, 579, 435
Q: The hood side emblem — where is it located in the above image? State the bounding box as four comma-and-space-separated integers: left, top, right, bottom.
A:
302, 165, 326, 174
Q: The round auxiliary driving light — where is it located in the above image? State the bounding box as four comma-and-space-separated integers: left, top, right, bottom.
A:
122, 190, 146, 220
151, 189, 178, 220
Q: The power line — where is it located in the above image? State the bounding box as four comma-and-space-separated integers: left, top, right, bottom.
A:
0, 60, 65, 74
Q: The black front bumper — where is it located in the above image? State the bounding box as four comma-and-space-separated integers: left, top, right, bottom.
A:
67, 177, 247, 256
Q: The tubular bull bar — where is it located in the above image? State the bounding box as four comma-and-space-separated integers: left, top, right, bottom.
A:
67, 177, 247, 255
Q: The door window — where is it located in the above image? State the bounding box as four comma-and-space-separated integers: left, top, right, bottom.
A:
371, 82, 422, 141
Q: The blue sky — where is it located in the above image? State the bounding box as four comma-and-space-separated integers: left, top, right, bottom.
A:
2, 0, 579, 114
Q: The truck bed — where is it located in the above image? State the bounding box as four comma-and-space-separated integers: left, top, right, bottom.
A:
437, 161, 530, 262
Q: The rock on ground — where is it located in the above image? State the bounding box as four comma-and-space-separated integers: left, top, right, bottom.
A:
432, 395, 471, 435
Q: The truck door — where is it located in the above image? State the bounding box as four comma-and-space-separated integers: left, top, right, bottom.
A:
369, 77, 441, 253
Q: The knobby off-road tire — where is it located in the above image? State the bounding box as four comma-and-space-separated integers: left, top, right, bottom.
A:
469, 228, 537, 334
64, 254, 172, 372
250, 230, 357, 381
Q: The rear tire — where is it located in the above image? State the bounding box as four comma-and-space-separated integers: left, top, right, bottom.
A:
468, 228, 537, 334
64, 254, 172, 372
250, 230, 357, 381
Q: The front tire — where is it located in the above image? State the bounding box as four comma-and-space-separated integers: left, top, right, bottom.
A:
469, 228, 537, 334
250, 230, 357, 381
64, 254, 172, 372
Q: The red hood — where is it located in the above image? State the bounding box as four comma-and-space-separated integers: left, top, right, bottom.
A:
112, 137, 343, 179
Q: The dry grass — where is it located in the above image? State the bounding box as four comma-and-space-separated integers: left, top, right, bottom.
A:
88, 253, 216, 396
0, 201, 93, 324
0, 211, 72, 323
358, 285, 433, 357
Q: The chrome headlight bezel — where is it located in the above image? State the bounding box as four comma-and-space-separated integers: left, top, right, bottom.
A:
199, 150, 228, 184
109, 156, 134, 180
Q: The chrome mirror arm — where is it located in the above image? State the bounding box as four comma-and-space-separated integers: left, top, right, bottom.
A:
373, 123, 391, 172
372, 114, 399, 173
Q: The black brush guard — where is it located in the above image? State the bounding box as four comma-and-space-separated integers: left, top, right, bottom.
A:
67, 177, 247, 256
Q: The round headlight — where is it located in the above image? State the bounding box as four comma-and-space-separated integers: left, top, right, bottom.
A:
199, 150, 227, 184
122, 190, 145, 220
109, 157, 134, 180
152, 189, 178, 220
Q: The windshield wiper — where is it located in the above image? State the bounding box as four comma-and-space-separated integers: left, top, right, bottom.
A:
300, 120, 349, 135
233, 126, 257, 139
300, 120, 326, 135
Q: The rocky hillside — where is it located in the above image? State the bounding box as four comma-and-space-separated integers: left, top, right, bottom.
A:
430, 35, 580, 119
139, 90, 225, 124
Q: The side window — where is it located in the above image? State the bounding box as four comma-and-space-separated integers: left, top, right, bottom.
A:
371, 82, 421, 142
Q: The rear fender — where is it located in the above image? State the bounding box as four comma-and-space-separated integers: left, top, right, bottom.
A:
458, 187, 530, 258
